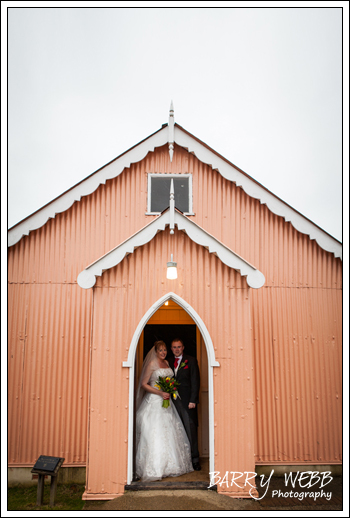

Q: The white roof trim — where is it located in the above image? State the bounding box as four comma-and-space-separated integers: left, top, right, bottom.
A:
8, 122, 341, 260
174, 127, 342, 260
77, 209, 265, 290
8, 126, 168, 247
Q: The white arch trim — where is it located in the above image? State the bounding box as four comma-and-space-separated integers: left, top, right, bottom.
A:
122, 292, 220, 485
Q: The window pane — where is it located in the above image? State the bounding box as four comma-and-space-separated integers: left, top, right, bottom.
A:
150, 177, 172, 212
150, 177, 189, 213
174, 177, 189, 213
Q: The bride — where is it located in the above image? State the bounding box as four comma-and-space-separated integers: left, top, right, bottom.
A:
135, 340, 194, 481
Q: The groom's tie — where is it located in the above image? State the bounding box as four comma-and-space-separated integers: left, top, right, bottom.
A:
174, 358, 179, 369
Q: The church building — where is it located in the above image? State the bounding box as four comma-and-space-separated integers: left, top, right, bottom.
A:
8, 105, 342, 499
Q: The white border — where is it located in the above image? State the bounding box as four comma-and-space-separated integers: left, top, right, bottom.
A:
122, 291, 220, 485
146, 173, 194, 215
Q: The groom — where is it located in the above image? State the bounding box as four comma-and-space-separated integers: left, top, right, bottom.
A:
169, 338, 201, 471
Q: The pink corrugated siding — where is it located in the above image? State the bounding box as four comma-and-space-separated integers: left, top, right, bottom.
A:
8, 283, 91, 466
85, 285, 130, 496
251, 287, 342, 464
8, 142, 342, 478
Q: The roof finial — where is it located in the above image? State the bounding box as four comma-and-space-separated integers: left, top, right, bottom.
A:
168, 100, 174, 162
169, 178, 175, 234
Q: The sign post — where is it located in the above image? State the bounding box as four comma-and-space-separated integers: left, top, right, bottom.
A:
31, 456, 65, 507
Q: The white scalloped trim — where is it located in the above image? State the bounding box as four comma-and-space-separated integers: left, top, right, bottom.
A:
8, 127, 168, 247
77, 209, 265, 289
8, 123, 342, 260
174, 127, 342, 259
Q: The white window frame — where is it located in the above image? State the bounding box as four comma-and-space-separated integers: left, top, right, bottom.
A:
146, 173, 194, 215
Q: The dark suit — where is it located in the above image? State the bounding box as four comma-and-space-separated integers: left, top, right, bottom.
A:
169, 353, 200, 464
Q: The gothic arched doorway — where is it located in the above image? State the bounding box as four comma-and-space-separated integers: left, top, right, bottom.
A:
123, 292, 219, 485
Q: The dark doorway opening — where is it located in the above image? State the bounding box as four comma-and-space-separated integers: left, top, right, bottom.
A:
143, 324, 197, 360
132, 321, 209, 487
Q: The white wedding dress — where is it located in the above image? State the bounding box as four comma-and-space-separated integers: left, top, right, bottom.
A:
135, 367, 193, 481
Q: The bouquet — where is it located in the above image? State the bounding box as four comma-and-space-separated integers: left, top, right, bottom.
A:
154, 376, 180, 408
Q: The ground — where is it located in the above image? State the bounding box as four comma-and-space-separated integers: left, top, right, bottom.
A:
83, 466, 343, 511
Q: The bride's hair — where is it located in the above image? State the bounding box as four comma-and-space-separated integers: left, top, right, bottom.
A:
154, 340, 167, 352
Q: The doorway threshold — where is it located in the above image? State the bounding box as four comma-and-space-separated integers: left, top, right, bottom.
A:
125, 481, 216, 491
127, 458, 212, 491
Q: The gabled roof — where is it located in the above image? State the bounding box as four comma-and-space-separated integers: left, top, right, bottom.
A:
77, 208, 266, 289
8, 112, 342, 259
8, 125, 168, 247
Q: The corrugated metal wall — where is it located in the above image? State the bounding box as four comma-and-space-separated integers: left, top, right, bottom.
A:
8, 142, 342, 472
8, 283, 91, 466
251, 286, 342, 464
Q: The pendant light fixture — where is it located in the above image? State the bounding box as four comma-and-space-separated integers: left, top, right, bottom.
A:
166, 254, 177, 279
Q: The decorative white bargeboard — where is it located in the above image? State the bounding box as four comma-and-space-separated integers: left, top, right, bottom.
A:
77, 209, 265, 289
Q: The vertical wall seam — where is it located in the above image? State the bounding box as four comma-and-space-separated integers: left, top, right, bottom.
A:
270, 297, 279, 461
16, 304, 28, 464
85, 288, 95, 490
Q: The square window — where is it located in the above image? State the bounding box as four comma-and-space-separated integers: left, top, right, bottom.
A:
147, 174, 193, 214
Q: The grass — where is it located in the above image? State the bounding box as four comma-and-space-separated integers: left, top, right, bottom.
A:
7, 483, 86, 511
